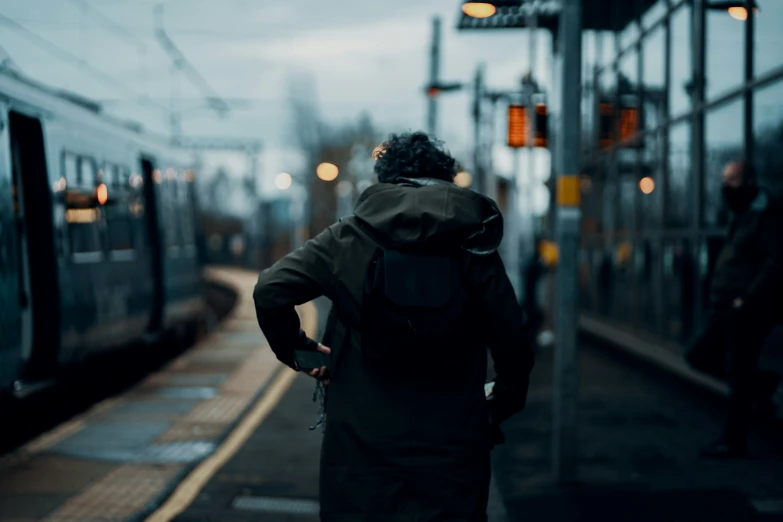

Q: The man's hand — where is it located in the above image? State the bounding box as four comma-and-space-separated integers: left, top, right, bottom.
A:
733, 297, 744, 309
307, 343, 331, 384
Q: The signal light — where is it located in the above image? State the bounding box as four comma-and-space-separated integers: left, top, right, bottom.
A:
507, 104, 528, 148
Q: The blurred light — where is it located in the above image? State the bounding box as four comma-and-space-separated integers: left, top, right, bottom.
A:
426, 87, 442, 99
96, 183, 108, 205
275, 172, 293, 190
372, 145, 386, 160
65, 208, 99, 223
639, 176, 655, 195
53, 177, 67, 193
317, 162, 339, 182
336, 180, 353, 198
153, 169, 162, 184
462, 2, 497, 19
166, 168, 177, 180
507, 105, 528, 148
231, 236, 245, 257
727, 6, 758, 20
454, 171, 473, 188
580, 176, 593, 194
129, 173, 143, 188
129, 201, 144, 217
539, 240, 559, 267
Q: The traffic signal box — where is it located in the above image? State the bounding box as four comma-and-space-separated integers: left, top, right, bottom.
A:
507, 104, 549, 149
599, 101, 641, 150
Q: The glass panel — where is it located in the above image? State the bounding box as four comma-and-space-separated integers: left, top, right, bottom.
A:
670, 4, 693, 116
63, 154, 78, 185
642, 23, 665, 133
704, 97, 743, 228
596, 31, 616, 69
618, 47, 639, 90
666, 122, 692, 227
705, 5, 745, 100
620, 18, 640, 51
69, 218, 102, 254
639, 131, 663, 228
78, 157, 96, 187
755, 0, 783, 79
753, 79, 783, 198
663, 239, 696, 343
642, 0, 668, 29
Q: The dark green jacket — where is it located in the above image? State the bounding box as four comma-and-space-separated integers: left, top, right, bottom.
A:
710, 190, 783, 317
254, 178, 533, 521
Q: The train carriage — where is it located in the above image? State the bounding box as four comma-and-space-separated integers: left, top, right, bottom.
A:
0, 70, 204, 398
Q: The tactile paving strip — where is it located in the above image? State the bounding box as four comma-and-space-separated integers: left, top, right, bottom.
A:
156, 422, 227, 443
182, 395, 251, 425
40, 463, 182, 522
232, 495, 320, 515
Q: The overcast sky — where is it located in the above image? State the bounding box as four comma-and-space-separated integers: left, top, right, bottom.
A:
2, 0, 779, 210
0, 0, 553, 200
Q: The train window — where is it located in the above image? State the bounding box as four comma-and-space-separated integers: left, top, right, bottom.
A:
104, 163, 120, 190
68, 208, 102, 255
179, 181, 195, 246
63, 153, 78, 186
78, 157, 96, 187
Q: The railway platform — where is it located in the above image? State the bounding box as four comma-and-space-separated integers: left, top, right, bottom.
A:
1, 268, 782, 521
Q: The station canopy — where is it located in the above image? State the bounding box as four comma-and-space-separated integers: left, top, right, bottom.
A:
457, 0, 658, 32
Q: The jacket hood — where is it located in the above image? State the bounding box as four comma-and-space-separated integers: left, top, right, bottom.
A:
353, 177, 503, 255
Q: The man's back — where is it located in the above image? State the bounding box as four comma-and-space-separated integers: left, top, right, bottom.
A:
253, 132, 534, 521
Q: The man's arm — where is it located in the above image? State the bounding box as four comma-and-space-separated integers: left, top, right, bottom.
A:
254, 227, 337, 369
471, 252, 535, 424
741, 206, 783, 312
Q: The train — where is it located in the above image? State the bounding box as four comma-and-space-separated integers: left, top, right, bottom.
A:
0, 69, 204, 400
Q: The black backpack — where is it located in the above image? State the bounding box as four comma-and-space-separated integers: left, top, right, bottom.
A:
357, 228, 474, 374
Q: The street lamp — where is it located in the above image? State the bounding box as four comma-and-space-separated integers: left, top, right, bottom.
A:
316, 162, 339, 182
275, 172, 293, 191
462, 1, 497, 19
707, 1, 759, 20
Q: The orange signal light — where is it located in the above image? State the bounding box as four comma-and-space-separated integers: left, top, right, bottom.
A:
96, 183, 108, 205
507, 105, 528, 149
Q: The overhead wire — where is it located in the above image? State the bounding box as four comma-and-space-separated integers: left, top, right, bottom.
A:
0, 13, 169, 115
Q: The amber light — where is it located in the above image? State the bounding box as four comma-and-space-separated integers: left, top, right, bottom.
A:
727, 6, 758, 20
316, 163, 339, 182
639, 176, 655, 195
96, 183, 108, 205
454, 171, 473, 188
507, 105, 528, 148
426, 87, 442, 99
462, 2, 497, 19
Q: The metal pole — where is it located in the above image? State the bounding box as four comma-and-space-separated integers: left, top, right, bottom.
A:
507, 149, 522, 297
553, 0, 582, 484
526, 0, 538, 255
485, 96, 498, 202
473, 64, 485, 196
427, 17, 442, 136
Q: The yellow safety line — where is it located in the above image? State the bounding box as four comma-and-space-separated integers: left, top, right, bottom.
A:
145, 301, 318, 522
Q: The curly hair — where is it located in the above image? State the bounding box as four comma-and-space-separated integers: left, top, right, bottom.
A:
373, 132, 457, 183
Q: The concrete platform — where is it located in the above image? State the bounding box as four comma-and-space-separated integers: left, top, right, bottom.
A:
0, 267, 317, 522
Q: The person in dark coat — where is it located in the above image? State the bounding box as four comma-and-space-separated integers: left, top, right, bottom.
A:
685, 161, 783, 459
254, 132, 534, 521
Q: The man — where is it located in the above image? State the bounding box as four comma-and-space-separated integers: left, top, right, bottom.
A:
254, 132, 534, 521
686, 161, 783, 459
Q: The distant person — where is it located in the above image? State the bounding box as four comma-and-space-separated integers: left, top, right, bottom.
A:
685, 161, 783, 459
254, 132, 534, 521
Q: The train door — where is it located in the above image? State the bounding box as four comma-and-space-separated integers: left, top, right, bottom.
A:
0, 104, 24, 392
9, 112, 60, 380
141, 157, 164, 333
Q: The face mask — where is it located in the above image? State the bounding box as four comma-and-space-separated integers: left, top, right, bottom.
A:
722, 185, 758, 213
